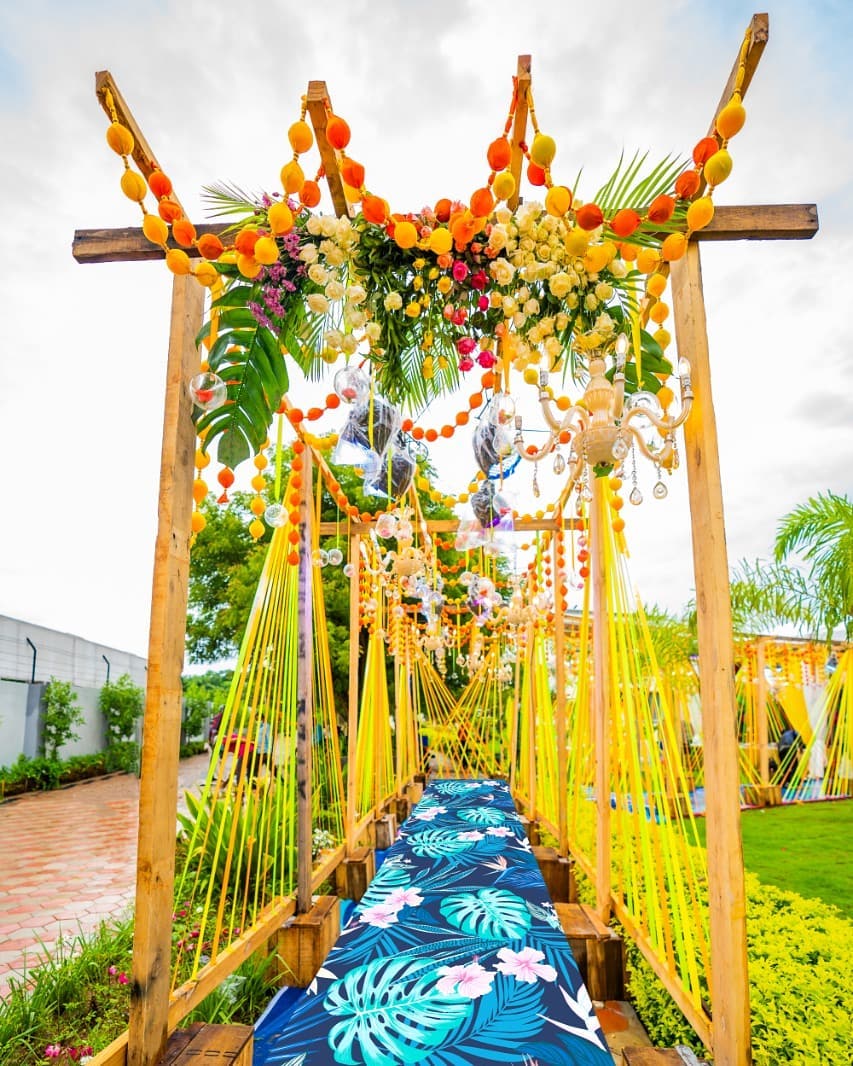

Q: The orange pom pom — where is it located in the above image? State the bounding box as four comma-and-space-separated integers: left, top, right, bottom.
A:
647, 194, 675, 223
341, 157, 365, 189
300, 181, 321, 208
487, 137, 512, 171
326, 115, 351, 150
675, 170, 701, 200
575, 203, 604, 230
171, 219, 196, 247
434, 198, 453, 222
692, 136, 719, 166
470, 187, 494, 217
148, 170, 173, 198
609, 208, 641, 238
197, 233, 224, 260
527, 162, 546, 187
363, 195, 388, 224
158, 199, 182, 224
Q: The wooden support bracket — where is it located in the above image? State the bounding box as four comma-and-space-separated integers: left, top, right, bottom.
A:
306, 81, 350, 218
508, 55, 531, 211
275, 896, 340, 988
533, 845, 575, 903
334, 845, 375, 902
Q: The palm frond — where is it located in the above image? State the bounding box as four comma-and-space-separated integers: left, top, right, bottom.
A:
202, 181, 266, 220
594, 151, 685, 214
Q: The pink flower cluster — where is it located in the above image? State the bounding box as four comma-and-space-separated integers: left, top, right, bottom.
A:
436, 948, 558, 1000
44, 1045, 93, 1061
358, 886, 424, 928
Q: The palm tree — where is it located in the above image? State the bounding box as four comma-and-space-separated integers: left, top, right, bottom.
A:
774, 491, 853, 641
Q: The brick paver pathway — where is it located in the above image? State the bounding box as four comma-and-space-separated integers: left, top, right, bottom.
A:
0, 754, 209, 997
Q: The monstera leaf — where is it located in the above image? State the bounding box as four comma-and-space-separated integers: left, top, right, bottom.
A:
325, 957, 471, 1065
440, 889, 531, 940
458, 806, 506, 827
194, 287, 289, 469
408, 829, 476, 859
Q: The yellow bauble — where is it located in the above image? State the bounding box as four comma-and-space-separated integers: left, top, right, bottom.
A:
530, 133, 556, 167
428, 227, 453, 254
106, 122, 134, 156
142, 213, 169, 245
703, 149, 732, 187
120, 169, 147, 202
165, 248, 192, 275
716, 98, 746, 140
492, 170, 516, 202
686, 196, 715, 231
254, 236, 279, 265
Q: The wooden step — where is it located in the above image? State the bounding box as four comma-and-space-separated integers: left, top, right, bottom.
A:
554, 902, 625, 1000
162, 1023, 252, 1065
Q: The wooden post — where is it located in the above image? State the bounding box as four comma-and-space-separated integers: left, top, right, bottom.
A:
295, 451, 314, 915
508, 55, 531, 212
755, 639, 769, 785
128, 275, 204, 1066
591, 474, 612, 923
552, 531, 569, 856
671, 243, 751, 1066
346, 532, 360, 853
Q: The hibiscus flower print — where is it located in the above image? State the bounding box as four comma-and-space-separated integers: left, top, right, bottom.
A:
357, 902, 401, 928
436, 961, 496, 998
496, 946, 558, 983
385, 887, 423, 908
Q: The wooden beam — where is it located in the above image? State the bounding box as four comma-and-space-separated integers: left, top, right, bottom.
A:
72, 203, 818, 267
306, 81, 350, 219
591, 476, 612, 923
708, 13, 769, 137
508, 55, 531, 212
128, 275, 204, 1066
296, 451, 315, 914
671, 243, 751, 1066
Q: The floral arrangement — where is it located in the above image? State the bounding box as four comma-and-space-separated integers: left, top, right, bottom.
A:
98, 46, 751, 473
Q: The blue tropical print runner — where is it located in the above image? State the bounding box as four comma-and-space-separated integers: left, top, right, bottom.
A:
256, 778, 612, 1065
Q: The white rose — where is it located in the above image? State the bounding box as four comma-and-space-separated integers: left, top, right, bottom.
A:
308, 264, 329, 285
346, 308, 367, 329
495, 207, 512, 225
488, 224, 508, 251
539, 316, 554, 337
325, 280, 345, 301
347, 284, 367, 305
510, 251, 525, 268
319, 216, 338, 237
513, 311, 527, 328
584, 293, 599, 311
502, 295, 518, 316
489, 257, 515, 287
307, 293, 329, 314
595, 282, 614, 302
334, 217, 353, 240
365, 321, 381, 341
523, 298, 540, 316
595, 311, 615, 332
299, 244, 319, 263
384, 292, 403, 311
306, 216, 322, 236
609, 258, 628, 278
341, 333, 359, 355
520, 237, 535, 252
527, 325, 542, 344
548, 272, 573, 299
325, 329, 344, 350
537, 243, 551, 261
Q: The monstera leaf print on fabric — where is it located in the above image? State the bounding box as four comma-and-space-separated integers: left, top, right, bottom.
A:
408, 828, 479, 858
325, 957, 472, 1065
440, 889, 532, 940
457, 806, 507, 827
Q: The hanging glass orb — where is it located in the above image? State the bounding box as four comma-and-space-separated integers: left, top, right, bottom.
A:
577, 535, 588, 548
188, 372, 227, 411
333, 366, 369, 404
327, 547, 344, 566
396, 520, 413, 540
629, 391, 663, 417
392, 604, 404, 618
312, 548, 329, 567
612, 434, 629, 461
375, 512, 398, 539
653, 480, 668, 500
264, 503, 287, 527
460, 571, 474, 587
492, 492, 512, 516
488, 392, 517, 426
629, 487, 643, 506
582, 485, 593, 502
553, 452, 566, 475
343, 562, 354, 577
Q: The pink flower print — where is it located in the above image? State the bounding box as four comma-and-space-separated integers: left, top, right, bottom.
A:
385, 887, 423, 908
413, 804, 446, 821
436, 961, 496, 998
457, 829, 484, 841
358, 902, 401, 928
486, 826, 514, 836
496, 946, 558, 983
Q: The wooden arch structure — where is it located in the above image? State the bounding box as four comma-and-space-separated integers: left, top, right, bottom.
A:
72, 14, 819, 1066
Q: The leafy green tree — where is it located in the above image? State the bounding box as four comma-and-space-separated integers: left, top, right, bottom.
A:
182, 669, 233, 742
99, 674, 144, 744
41, 678, 84, 761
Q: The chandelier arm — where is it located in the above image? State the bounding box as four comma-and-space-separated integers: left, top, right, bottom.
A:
628, 430, 674, 467
511, 434, 556, 462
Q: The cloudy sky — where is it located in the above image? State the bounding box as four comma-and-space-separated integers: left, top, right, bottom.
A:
0, 0, 851, 659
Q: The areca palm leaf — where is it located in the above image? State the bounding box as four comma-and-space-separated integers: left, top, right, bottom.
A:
596, 151, 687, 245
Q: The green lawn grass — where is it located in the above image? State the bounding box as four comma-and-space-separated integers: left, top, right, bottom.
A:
694, 799, 853, 918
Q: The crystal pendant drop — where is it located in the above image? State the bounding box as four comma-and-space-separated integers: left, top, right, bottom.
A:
532, 465, 541, 498
553, 452, 566, 475
582, 484, 593, 502
653, 480, 668, 500
629, 487, 643, 506
264, 503, 287, 527
327, 547, 344, 565
612, 435, 629, 461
